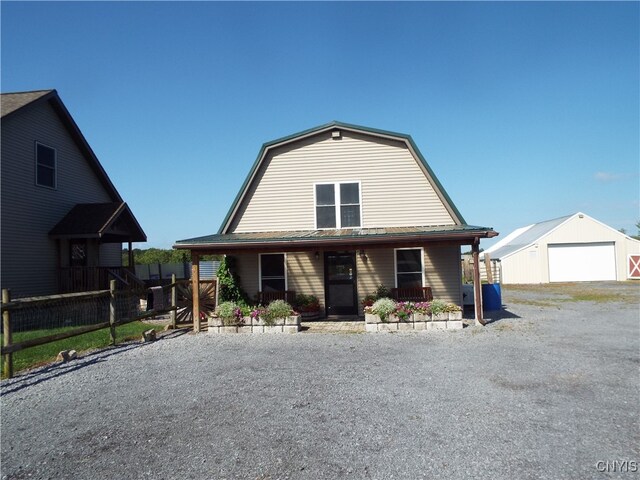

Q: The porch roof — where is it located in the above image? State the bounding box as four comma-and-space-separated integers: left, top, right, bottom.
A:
49, 202, 147, 242
174, 224, 497, 253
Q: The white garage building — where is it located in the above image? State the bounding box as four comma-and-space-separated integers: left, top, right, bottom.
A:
483, 212, 640, 284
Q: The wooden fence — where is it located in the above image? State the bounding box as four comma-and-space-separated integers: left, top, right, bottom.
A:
1, 277, 182, 379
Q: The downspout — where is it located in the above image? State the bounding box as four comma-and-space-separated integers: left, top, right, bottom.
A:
472, 237, 485, 326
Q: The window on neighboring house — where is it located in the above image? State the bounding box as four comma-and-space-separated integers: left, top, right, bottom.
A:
315, 182, 361, 229
395, 248, 424, 288
35, 142, 56, 188
260, 253, 286, 292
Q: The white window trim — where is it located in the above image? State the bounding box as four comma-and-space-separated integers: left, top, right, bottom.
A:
258, 253, 288, 291
35, 141, 57, 189
313, 181, 362, 229
394, 247, 425, 288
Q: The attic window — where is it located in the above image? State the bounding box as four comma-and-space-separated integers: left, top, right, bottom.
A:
35, 142, 56, 188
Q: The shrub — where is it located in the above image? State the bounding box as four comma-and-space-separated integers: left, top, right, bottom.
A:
375, 284, 391, 299
371, 297, 397, 322
413, 302, 431, 314
216, 256, 250, 305
429, 299, 447, 316
394, 301, 413, 322
294, 294, 320, 312
444, 303, 462, 313
264, 300, 294, 326
215, 301, 245, 326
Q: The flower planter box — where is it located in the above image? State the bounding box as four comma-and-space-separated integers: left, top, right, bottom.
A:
413, 321, 427, 331
378, 322, 398, 332
365, 313, 380, 324
208, 317, 224, 327
413, 313, 431, 322
397, 322, 414, 331
448, 311, 463, 321
300, 311, 320, 321
207, 315, 301, 334
432, 313, 448, 322
386, 315, 401, 323
428, 321, 448, 330
447, 320, 463, 330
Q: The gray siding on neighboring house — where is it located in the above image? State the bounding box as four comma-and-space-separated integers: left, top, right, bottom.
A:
1, 101, 117, 297
229, 130, 456, 233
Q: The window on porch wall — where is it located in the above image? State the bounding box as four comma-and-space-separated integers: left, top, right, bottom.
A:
395, 248, 424, 288
259, 253, 286, 292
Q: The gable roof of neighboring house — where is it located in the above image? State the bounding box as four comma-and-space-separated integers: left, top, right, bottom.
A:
482, 212, 638, 261
0, 89, 122, 202
218, 121, 466, 234
49, 202, 147, 242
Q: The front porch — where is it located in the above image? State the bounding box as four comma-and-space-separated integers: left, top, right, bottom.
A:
175, 226, 495, 332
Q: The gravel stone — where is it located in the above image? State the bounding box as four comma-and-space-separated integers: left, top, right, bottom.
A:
1, 282, 638, 479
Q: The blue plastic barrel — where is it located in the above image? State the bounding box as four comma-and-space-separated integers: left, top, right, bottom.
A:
482, 284, 502, 311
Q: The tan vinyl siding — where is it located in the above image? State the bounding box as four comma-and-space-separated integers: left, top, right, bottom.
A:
423, 245, 462, 305
233, 252, 259, 301
500, 215, 640, 283
1, 102, 116, 297
286, 252, 325, 308
357, 245, 462, 313
230, 130, 455, 233
356, 248, 395, 315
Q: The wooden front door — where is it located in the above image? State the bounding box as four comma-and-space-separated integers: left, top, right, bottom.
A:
324, 251, 358, 316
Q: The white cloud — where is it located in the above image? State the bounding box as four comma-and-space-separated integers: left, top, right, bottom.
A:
594, 171, 623, 182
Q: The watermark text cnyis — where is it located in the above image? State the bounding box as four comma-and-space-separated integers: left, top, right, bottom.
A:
595, 460, 638, 473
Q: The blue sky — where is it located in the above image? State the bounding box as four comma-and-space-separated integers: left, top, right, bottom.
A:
2, 1, 638, 248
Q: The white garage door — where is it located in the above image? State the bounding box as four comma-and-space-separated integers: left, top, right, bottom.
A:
548, 242, 616, 282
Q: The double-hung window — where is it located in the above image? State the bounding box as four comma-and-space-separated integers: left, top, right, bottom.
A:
259, 253, 286, 292
35, 142, 56, 188
395, 248, 424, 289
315, 182, 361, 229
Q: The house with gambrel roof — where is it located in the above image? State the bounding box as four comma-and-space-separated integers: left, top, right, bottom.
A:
175, 122, 497, 323
1, 89, 146, 298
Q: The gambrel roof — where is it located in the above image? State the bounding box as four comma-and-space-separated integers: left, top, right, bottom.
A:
176, 122, 497, 251
218, 121, 466, 234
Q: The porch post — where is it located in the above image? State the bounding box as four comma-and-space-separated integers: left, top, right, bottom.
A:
191, 251, 201, 332
128, 241, 134, 269
472, 237, 485, 326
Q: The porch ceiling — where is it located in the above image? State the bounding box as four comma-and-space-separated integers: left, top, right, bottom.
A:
174, 225, 498, 253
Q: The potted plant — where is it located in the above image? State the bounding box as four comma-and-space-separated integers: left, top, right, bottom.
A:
210, 301, 247, 333
294, 294, 321, 321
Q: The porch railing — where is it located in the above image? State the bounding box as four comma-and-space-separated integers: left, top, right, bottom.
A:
58, 267, 142, 293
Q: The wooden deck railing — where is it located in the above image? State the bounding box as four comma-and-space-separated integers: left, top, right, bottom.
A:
58, 267, 142, 293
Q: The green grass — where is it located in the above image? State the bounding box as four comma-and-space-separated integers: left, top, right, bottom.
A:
504, 283, 639, 304
1, 321, 164, 377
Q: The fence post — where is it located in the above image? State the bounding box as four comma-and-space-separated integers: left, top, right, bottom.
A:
109, 280, 117, 345
170, 274, 177, 329
2, 289, 13, 379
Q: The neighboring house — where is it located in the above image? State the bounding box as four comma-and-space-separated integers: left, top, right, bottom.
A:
482, 212, 640, 284
174, 122, 497, 318
1, 89, 146, 298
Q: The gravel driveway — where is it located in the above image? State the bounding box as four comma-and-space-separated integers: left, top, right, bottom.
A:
2, 282, 638, 480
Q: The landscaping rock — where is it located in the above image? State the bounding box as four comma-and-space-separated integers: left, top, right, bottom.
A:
142, 329, 157, 342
